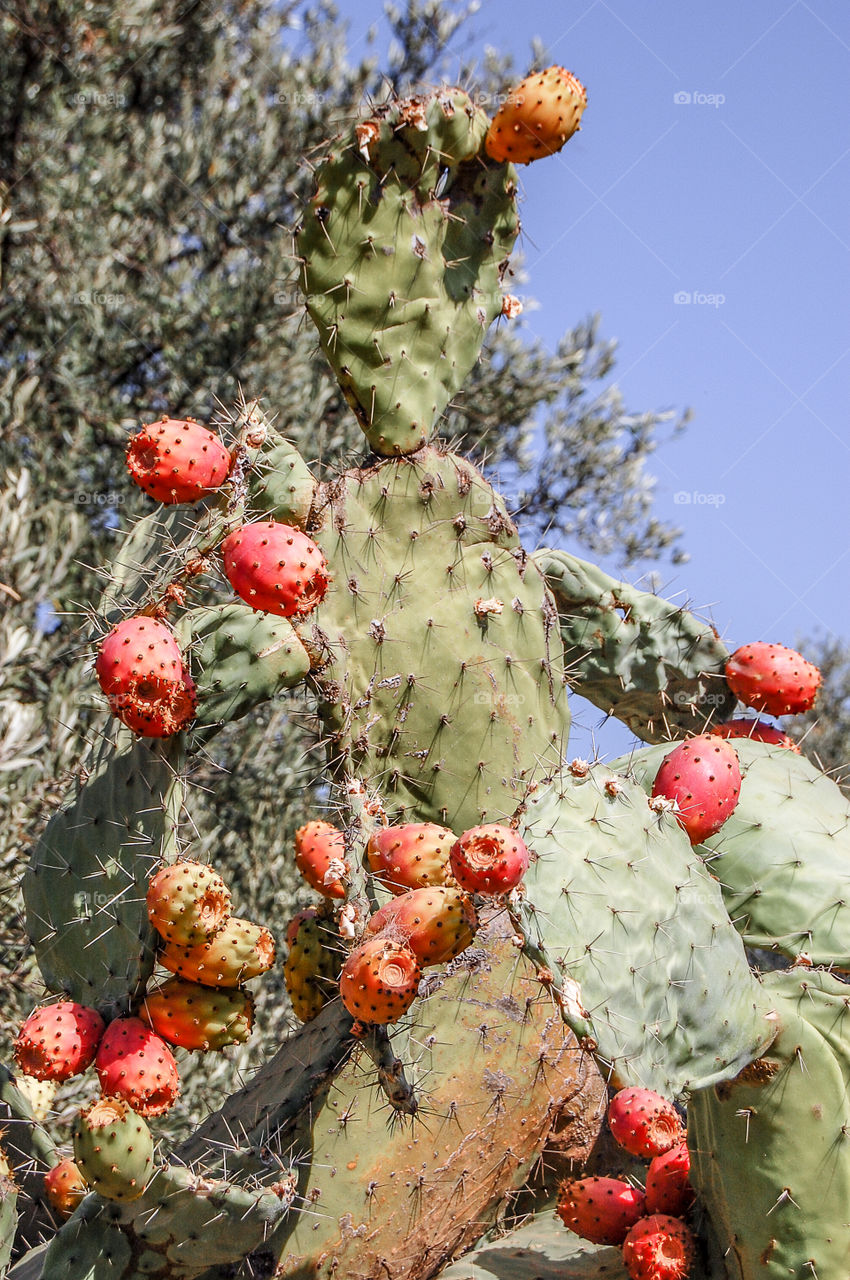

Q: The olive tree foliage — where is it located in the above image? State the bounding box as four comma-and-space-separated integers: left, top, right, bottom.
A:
789, 634, 850, 794
0, 0, 688, 1127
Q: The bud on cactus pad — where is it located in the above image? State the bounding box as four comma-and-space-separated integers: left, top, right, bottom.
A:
44, 1159, 88, 1219
95, 1016, 180, 1117
608, 1088, 684, 1159
621, 1214, 696, 1280
650, 735, 741, 845
339, 936, 421, 1024
221, 520, 329, 619
645, 1139, 694, 1217
146, 860, 231, 945
126, 416, 231, 505
95, 615, 196, 737
449, 824, 530, 896
159, 917, 276, 988
284, 906, 342, 1023
73, 1096, 154, 1202
556, 1176, 646, 1246
294, 820, 348, 899
725, 641, 821, 716
710, 718, 800, 752
366, 886, 477, 967
14, 1001, 105, 1082
366, 822, 454, 894
486, 66, 587, 165
140, 977, 254, 1051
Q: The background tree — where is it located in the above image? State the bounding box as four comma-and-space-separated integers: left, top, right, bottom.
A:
789, 634, 850, 793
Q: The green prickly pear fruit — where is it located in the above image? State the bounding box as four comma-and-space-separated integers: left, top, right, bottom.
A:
73, 1096, 154, 1203
339, 936, 421, 1024
294, 820, 349, 899
159, 917, 276, 988
146, 860, 232, 945
366, 886, 477, 967
449, 824, 530, 896
140, 977, 254, 1050
44, 1158, 88, 1218
13, 1073, 57, 1121
14, 1000, 105, 1083
284, 907, 342, 1023
485, 65, 588, 166
366, 822, 454, 894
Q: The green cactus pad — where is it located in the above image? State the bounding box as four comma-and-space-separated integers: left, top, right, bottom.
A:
689, 968, 850, 1279
0, 1143, 17, 1275
536, 548, 735, 742
247, 433, 316, 524
615, 738, 850, 966
23, 734, 183, 1016
514, 763, 774, 1094
437, 1212, 629, 1280
307, 447, 569, 831
298, 91, 520, 455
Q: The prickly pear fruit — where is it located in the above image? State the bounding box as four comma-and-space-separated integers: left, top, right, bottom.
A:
14, 1001, 105, 1082
95, 1017, 180, 1117
14, 1073, 57, 1121
449, 824, 530, 896
140, 977, 254, 1050
126, 416, 231, 505
44, 1158, 88, 1218
710, 718, 800, 752
146, 860, 231, 945
725, 641, 821, 716
556, 1176, 646, 1246
221, 520, 329, 618
73, 1095, 154, 1202
366, 886, 477, 967
339, 936, 421, 1024
159, 917, 276, 988
608, 1087, 684, 1159
650, 735, 741, 845
366, 822, 454, 894
284, 907, 342, 1023
294, 820, 348, 899
645, 1139, 694, 1217
622, 1214, 696, 1280
485, 65, 587, 165
95, 615, 196, 737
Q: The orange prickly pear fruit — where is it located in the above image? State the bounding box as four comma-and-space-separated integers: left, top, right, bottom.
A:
485, 66, 587, 165
366, 822, 454, 894
294, 820, 349, 899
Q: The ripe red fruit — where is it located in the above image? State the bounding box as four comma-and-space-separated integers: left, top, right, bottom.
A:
95, 1016, 180, 1117
645, 1139, 694, 1217
146, 860, 231, 945
725, 642, 821, 717
339, 937, 421, 1024
650, 735, 741, 845
221, 521, 329, 619
126, 417, 231, 505
294, 821, 348, 899
485, 66, 587, 165
95, 616, 196, 738
366, 886, 477, 967
710, 718, 800, 753
366, 822, 454, 894
15, 1001, 105, 1083
622, 1214, 696, 1280
556, 1176, 646, 1246
608, 1088, 684, 1160
44, 1159, 88, 1218
449, 824, 530, 896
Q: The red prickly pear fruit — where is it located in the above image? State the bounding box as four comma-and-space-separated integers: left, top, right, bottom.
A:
622, 1214, 696, 1280
608, 1087, 684, 1159
158, 917, 276, 988
645, 1139, 694, 1217
44, 1158, 88, 1218
366, 822, 454, 894
95, 616, 196, 738
725, 641, 821, 716
221, 520, 329, 619
650, 735, 741, 845
485, 65, 587, 165
339, 937, 421, 1024
710, 718, 800, 753
449, 823, 530, 896
294, 821, 348, 899
14, 1001, 105, 1082
146, 860, 231, 945
126, 416, 231, 505
95, 1017, 180, 1117
366, 886, 477, 967
556, 1176, 646, 1246
140, 978, 254, 1051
